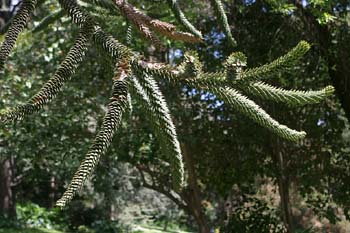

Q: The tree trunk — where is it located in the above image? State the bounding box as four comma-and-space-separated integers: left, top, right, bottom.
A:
271, 138, 294, 233
0, 157, 16, 219
276, 155, 294, 233
48, 176, 57, 208
181, 144, 211, 233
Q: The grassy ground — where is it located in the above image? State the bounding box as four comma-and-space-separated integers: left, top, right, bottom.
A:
132, 225, 194, 233
0, 229, 63, 233
0, 224, 194, 233
0, 227, 193, 233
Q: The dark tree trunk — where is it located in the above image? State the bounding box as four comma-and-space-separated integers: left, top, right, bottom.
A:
0, 157, 16, 219
181, 144, 211, 233
276, 155, 294, 233
48, 176, 57, 208
271, 138, 294, 233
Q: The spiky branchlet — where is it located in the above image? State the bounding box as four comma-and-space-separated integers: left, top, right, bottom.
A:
126, 24, 133, 45
208, 87, 306, 141
242, 82, 335, 107
129, 73, 185, 191
132, 60, 179, 83
238, 41, 311, 82
210, 0, 237, 48
114, 0, 202, 47
0, 0, 37, 71
0, 23, 93, 123
128, 77, 184, 191
58, 0, 131, 62
225, 52, 247, 80
114, 0, 165, 50
58, 0, 90, 25
56, 78, 129, 208
166, 0, 203, 39
135, 58, 226, 89
138, 41, 311, 88
93, 26, 131, 61
179, 51, 203, 78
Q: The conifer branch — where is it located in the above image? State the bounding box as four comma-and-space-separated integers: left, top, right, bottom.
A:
59, 0, 131, 62
133, 60, 180, 83
93, 26, 131, 61
134, 59, 226, 88
126, 24, 133, 45
136, 59, 310, 142
166, 0, 203, 39
242, 82, 335, 107
238, 41, 311, 82
180, 51, 203, 77
209, 0, 237, 48
137, 23, 167, 51
114, 0, 202, 45
58, 0, 90, 25
56, 71, 129, 208
209, 87, 306, 141
0, 23, 93, 123
0, 0, 37, 71
129, 74, 185, 191
225, 52, 247, 80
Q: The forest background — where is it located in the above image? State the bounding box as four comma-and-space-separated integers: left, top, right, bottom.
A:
0, 0, 350, 232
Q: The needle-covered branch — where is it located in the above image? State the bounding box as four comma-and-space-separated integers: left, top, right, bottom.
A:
129, 74, 185, 192
59, 0, 91, 25
207, 87, 306, 141
166, 0, 203, 39
0, 0, 37, 71
56, 68, 129, 208
237, 41, 311, 82
135, 47, 332, 142
209, 0, 237, 48
114, 0, 202, 46
242, 82, 335, 107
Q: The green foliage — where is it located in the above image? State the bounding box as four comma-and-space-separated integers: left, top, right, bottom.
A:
90, 220, 129, 233
0, 22, 93, 123
32, 10, 65, 33
16, 203, 63, 229
265, 0, 296, 15
221, 196, 285, 233
0, 228, 63, 233
0, 203, 64, 230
